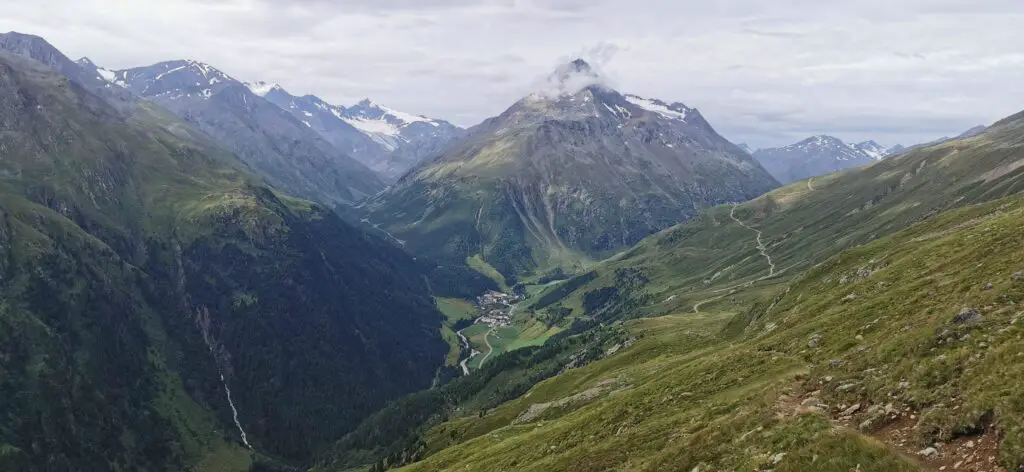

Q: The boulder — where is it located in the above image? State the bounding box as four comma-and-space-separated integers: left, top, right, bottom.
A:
951, 307, 982, 325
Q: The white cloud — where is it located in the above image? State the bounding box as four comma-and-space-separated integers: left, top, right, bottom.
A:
2, 0, 1023, 147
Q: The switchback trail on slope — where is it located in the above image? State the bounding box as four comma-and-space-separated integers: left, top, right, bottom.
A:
691, 205, 783, 314
729, 204, 776, 277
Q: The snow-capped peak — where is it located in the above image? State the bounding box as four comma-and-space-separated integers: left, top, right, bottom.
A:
773, 135, 898, 161
337, 99, 442, 150
244, 80, 282, 97
852, 140, 890, 160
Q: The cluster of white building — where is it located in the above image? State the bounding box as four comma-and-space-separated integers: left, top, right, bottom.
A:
474, 290, 519, 327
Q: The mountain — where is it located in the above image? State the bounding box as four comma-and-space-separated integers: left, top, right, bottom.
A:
737, 142, 753, 154
327, 100, 1024, 472
357, 59, 779, 278
850, 139, 894, 160
753, 135, 900, 184
104, 59, 384, 205
0, 40, 448, 471
254, 84, 463, 180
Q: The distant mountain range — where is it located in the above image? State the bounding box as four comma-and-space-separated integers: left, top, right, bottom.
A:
752, 135, 902, 184
74, 57, 384, 204
80, 54, 460, 190
250, 83, 463, 180
359, 59, 779, 277
751, 126, 989, 184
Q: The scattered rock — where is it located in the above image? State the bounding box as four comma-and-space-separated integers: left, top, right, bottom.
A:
771, 452, 786, 464
855, 334, 864, 341
919, 447, 938, 458
842, 293, 858, 303
951, 307, 982, 325
984, 283, 994, 290
829, 359, 842, 368
1012, 271, 1024, 281
808, 333, 822, 348
841, 404, 862, 416
837, 383, 858, 392
801, 397, 822, 407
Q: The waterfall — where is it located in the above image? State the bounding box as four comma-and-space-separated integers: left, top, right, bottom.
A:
219, 373, 252, 449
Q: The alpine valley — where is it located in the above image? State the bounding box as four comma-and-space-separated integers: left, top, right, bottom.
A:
3, 18, 1024, 472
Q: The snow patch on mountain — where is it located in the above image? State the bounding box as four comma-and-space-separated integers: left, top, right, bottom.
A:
340, 99, 443, 150
624, 94, 690, 122
245, 80, 280, 97
852, 140, 892, 160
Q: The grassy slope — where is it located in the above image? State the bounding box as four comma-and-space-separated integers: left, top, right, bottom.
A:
398, 192, 1024, 472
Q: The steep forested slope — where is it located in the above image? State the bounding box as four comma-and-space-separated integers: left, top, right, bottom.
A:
0, 50, 446, 471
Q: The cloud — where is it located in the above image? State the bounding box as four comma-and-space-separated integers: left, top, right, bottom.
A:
2, 0, 1023, 147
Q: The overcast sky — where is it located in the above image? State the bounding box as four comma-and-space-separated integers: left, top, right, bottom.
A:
4, 0, 1024, 148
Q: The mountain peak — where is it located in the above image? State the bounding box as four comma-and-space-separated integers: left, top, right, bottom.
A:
568, 58, 592, 72
0, 31, 47, 43
244, 80, 283, 97
538, 58, 606, 97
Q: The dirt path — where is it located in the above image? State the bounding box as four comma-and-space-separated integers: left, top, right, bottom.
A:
729, 205, 775, 276
691, 207, 783, 313
807, 177, 814, 192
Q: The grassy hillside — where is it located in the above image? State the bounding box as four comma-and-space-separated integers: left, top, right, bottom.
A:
394, 191, 1024, 472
